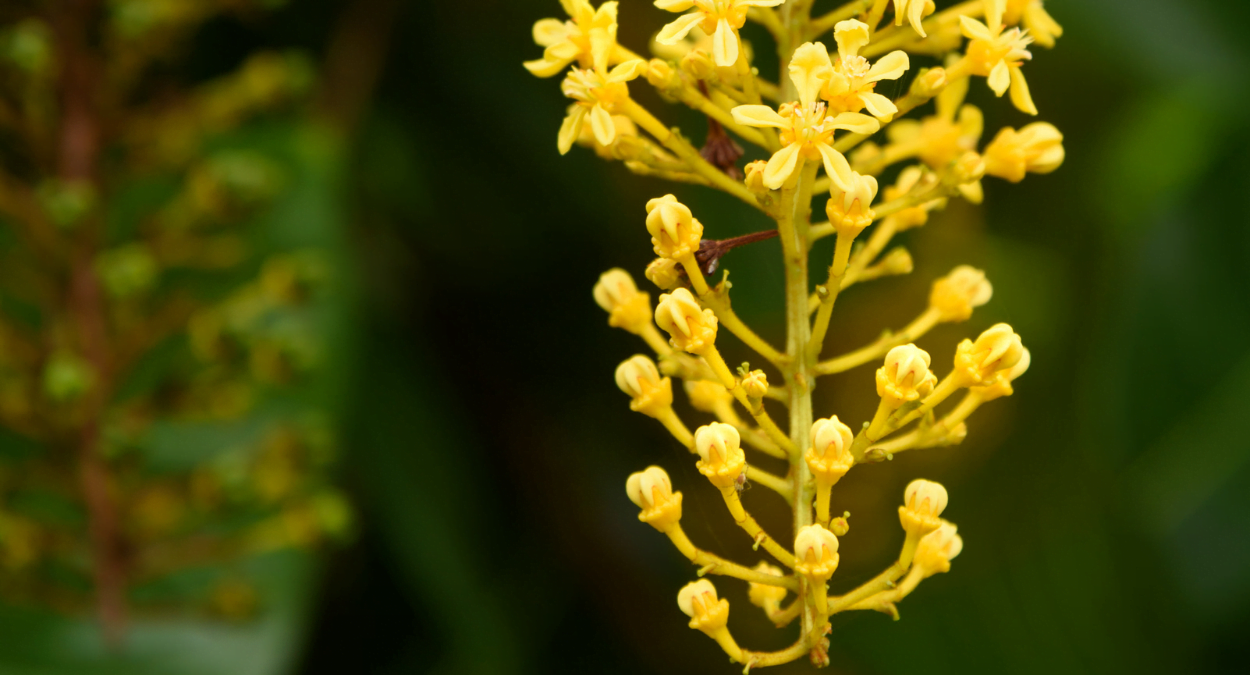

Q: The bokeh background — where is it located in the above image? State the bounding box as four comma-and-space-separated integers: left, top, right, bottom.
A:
3, 0, 1250, 673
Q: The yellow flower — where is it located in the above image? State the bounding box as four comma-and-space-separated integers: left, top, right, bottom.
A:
558, 60, 646, 155
677, 579, 731, 632
876, 344, 937, 408
960, 0, 1037, 115
615, 354, 674, 417
747, 562, 788, 606
970, 347, 1029, 401
983, 122, 1064, 183
826, 169, 878, 237
898, 478, 948, 537
732, 44, 880, 190
912, 521, 963, 576
524, 0, 620, 78
893, 0, 935, 37
645, 195, 704, 260
594, 268, 652, 333
655, 287, 719, 354
654, 0, 785, 68
882, 73, 983, 171
627, 465, 684, 531
807, 416, 853, 485
799, 21, 910, 121
952, 323, 1024, 386
929, 265, 992, 323
794, 524, 840, 582
1004, 0, 1062, 48
741, 369, 768, 400
694, 422, 746, 488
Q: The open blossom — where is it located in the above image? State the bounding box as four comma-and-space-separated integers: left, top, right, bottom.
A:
558, 60, 646, 154
524, 0, 620, 78
654, 0, 784, 67
882, 73, 983, 171
1004, 0, 1062, 48
960, 0, 1036, 115
983, 122, 1064, 182
731, 42, 879, 190
796, 20, 909, 121
893, 0, 936, 36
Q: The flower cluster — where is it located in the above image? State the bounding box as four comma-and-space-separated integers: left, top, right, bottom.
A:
527, 0, 1061, 668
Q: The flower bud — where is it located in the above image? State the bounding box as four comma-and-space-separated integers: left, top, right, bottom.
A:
806, 416, 854, 485
876, 344, 937, 407
830, 515, 850, 536
626, 465, 683, 531
655, 287, 719, 355
827, 171, 878, 238
645, 58, 680, 93
881, 247, 914, 275
741, 369, 768, 400
929, 265, 992, 323
684, 379, 732, 413
693, 422, 746, 488
984, 123, 1064, 183
747, 562, 788, 607
594, 268, 653, 334
913, 521, 963, 577
680, 49, 718, 82
970, 347, 1029, 401
578, 113, 637, 159
645, 257, 682, 290
743, 160, 769, 195
947, 150, 985, 186
645, 195, 704, 260
909, 66, 947, 99
677, 579, 730, 633
899, 478, 948, 536
952, 323, 1024, 386
883, 166, 940, 231
615, 355, 674, 417
794, 524, 840, 582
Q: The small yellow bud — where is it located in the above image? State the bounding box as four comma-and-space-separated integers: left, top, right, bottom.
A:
594, 268, 653, 334
807, 416, 854, 485
947, 150, 986, 186
684, 379, 733, 413
645, 257, 682, 290
747, 562, 788, 607
830, 515, 850, 536
899, 478, 948, 537
984, 123, 1064, 183
876, 344, 937, 408
615, 355, 674, 417
655, 287, 718, 355
693, 422, 745, 489
645, 58, 680, 93
913, 521, 963, 577
794, 524, 840, 582
645, 195, 704, 260
929, 265, 992, 323
910, 66, 947, 100
680, 49, 718, 81
881, 247, 914, 275
952, 323, 1024, 386
741, 369, 768, 400
677, 579, 730, 633
971, 347, 1030, 401
626, 465, 684, 532
826, 171, 878, 238
743, 160, 769, 195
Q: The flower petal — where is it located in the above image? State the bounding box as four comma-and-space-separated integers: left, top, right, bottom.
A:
732, 104, 788, 128
656, 12, 703, 44
816, 143, 855, 193
866, 50, 909, 82
739, 0, 785, 6
830, 112, 881, 135
985, 0, 1005, 32
958, 180, 984, 204
1008, 66, 1037, 115
908, 0, 932, 37
834, 19, 871, 59
523, 57, 569, 78
608, 59, 647, 82
590, 104, 616, 146
763, 143, 802, 189
559, 106, 589, 155
789, 42, 833, 107
654, 0, 695, 11
546, 41, 581, 61
959, 15, 993, 41
588, 26, 613, 72
935, 72, 969, 120
533, 19, 568, 47
860, 92, 898, 120
712, 18, 739, 67
886, 119, 921, 144
957, 104, 983, 142
987, 60, 1010, 97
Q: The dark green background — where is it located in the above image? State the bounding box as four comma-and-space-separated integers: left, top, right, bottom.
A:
13, 0, 1250, 673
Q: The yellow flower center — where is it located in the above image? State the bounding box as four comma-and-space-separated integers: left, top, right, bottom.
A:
562, 69, 628, 109
966, 29, 1029, 76
694, 0, 749, 30
777, 102, 836, 159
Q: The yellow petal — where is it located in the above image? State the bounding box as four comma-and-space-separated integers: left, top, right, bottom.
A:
590, 104, 616, 146
739, 0, 785, 6
523, 57, 568, 78
546, 41, 580, 61
935, 72, 969, 119
533, 19, 568, 47
763, 143, 802, 189
987, 60, 1010, 96
1008, 66, 1037, 115
958, 180, 984, 204
608, 59, 646, 82
789, 42, 833, 107
654, 0, 695, 11
866, 50, 909, 82
957, 104, 983, 142
959, 15, 993, 41
816, 143, 854, 193
886, 119, 921, 143
732, 104, 788, 128
834, 19, 870, 59
656, 12, 703, 44
830, 112, 880, 135
588, 26, 613, 72
558, 106, 589, 155
712, 18, 738, 67
985, 0, 1006, 32
908, 0, 933, 37
860, 92, 898, 120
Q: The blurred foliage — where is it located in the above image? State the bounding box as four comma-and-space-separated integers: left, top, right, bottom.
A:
3, 0, 1250, 673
